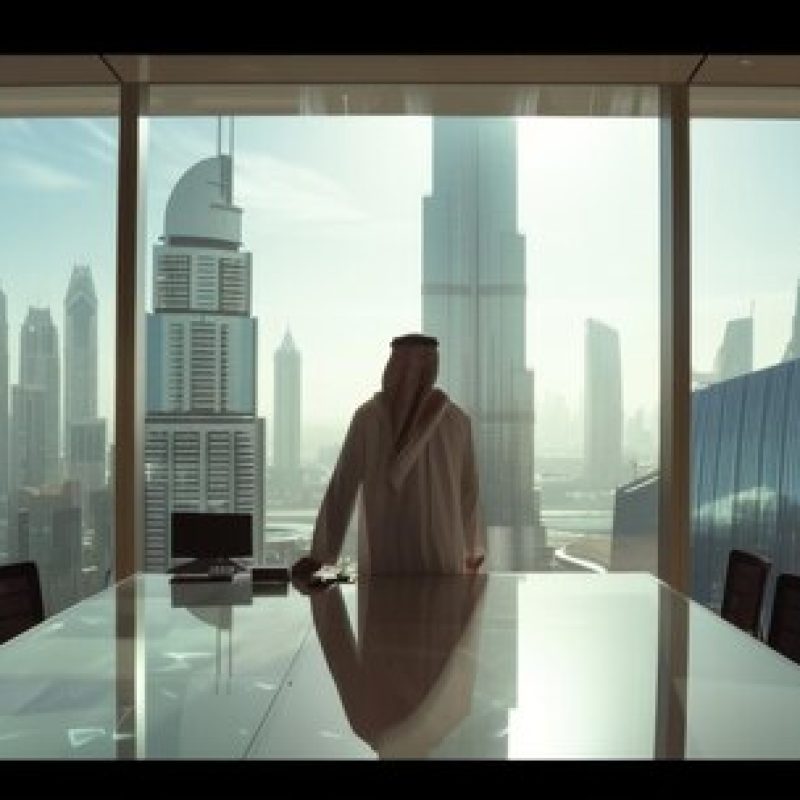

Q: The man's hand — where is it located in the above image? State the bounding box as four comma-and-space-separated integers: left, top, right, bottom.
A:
466, 554, 485, 573
290, 556, 323, 595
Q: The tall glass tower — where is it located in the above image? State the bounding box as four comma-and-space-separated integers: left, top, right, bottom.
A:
422, 118, 538, 567
144, 147, 265, 570
18, 307, 60, 486
64, 265, 106, 502
273, 329, 302, 493
64, 265, 98, 453
584, 319, 622, 489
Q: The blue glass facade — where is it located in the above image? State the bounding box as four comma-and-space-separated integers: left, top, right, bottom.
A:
692, 359, 800, 610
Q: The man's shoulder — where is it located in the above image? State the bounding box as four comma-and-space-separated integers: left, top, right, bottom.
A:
441, 397, 471, 428
353, 395, 384, 422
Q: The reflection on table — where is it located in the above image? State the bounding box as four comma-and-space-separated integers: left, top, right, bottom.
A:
169, 577, 254, 696
0, 572, 798, 759
310, 575, 486, 758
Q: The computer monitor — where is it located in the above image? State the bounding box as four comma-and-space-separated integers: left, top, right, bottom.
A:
171, 512, 253, 565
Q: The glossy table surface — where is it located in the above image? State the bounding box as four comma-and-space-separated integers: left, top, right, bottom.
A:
0, 571, 798, 759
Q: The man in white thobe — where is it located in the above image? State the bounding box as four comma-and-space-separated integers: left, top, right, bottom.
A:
292, 334, 485, 579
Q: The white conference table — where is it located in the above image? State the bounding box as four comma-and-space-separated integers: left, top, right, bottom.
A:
0, 571, 798, 759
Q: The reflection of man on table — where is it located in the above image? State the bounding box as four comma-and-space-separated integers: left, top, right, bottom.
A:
310, 575, 487, 758
293, 334, 485, 580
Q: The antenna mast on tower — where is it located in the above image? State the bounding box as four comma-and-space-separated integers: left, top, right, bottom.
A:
229, 116, 235, 203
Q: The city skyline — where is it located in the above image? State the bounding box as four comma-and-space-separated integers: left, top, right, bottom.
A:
3, 116, 800, 458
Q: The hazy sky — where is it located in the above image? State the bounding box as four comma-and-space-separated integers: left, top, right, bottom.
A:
1, 113, 799, 458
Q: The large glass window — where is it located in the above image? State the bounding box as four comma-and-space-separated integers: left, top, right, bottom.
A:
141, 88, 660, 576
522, 116, 659, 575
0, 93, 118, 613
691, 91, 800, 614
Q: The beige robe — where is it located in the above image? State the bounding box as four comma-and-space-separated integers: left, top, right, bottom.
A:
309, 393, 485, 575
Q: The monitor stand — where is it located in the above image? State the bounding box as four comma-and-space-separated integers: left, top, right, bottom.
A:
170, 557, 247, 576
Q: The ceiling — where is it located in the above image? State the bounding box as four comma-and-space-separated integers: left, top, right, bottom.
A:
3, 55, 800, 117
6, 54, 800, 87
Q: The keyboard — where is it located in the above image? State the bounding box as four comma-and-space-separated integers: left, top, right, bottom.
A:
170, 559, 241, 577
170, 573, 232, 583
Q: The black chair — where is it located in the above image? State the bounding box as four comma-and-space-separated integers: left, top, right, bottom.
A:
720, 549, 771, 637
767, 573, 800, 665
0, 561, 44, 645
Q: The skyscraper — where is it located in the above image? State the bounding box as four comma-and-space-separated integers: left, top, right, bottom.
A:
144, 147, 265, 570
17, 481, 81, 614
422, 118, 537, 567
713, 316, 753, 381
64, 265, 98, 461
273, 329, 302, 493
64, 265, 106, 517
67, 418, 106, 500
10, 384, 46, 491
584, 319, 623, 489
783, 279, 800, 362
18, 307, 59, 485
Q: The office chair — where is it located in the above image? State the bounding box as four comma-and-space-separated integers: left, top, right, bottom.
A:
720, 549, 771, 637
767, 573, 800, 665
0, 561, 45, 645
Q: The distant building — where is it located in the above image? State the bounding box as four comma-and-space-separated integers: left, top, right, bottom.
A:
584, 319, 623, 489
536, 393, 581, 459
783, 280, 800, 362
273, 329, 302, 493
19, 307, 60, 485
692, 315, 754, 389
86, 484, 113, 590
17, 481, 82, 614
624, 408, 657, 472
422, 117, 539, 566
713, 316, 753, 382
67, 418, 107, 509
64, 266, 98, 463
144, 150, 265, 571
10, 385, 46, 496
